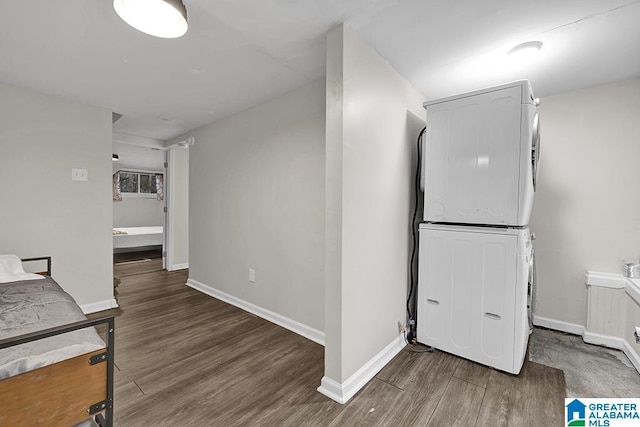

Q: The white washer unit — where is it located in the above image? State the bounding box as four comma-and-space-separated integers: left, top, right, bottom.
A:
416, 223, 533, 374
422, 80, 540, 226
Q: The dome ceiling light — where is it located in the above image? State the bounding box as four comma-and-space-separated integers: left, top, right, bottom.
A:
113, 0, 188, 39
508, 41, 543, 61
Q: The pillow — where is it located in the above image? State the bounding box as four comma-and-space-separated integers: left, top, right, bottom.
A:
0, 254, 44, 284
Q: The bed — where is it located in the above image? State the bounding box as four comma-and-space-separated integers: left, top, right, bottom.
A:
0, 255, 114, 426
113, 225, 163, 250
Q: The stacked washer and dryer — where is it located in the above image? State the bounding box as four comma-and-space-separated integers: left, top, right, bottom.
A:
416, 80, 540, 375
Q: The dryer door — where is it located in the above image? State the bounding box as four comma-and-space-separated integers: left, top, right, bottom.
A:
531, 112, 541, 191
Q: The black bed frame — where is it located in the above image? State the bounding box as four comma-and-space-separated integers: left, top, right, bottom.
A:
19, 255, 52, 276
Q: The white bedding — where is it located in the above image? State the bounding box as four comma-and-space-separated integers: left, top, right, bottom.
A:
0, 254, 44, 283
113, 226, 163, 249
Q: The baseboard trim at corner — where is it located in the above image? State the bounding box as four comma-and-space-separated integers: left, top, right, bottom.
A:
532, 315, 585, 336
80, 298, 119, 315
583, 331, 625, 350
317, 334, 406, 404
168, 263, 189, 271
186, 278, 324, 346
317, 377, 345, 404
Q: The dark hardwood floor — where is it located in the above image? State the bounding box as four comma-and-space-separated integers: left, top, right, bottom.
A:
95, 258, 565, 426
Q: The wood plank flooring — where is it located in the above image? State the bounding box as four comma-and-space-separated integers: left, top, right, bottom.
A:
94, 259, 565, 426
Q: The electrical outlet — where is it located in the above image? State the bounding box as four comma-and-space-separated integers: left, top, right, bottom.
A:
397, 321, 406, 334
249, 268, 255, 283
71, 168, 88, 181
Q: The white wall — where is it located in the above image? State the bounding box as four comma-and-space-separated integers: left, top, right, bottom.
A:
188, 80, 326, 333
321, 25, 425, 401
112, 141, 164, 228
167, 147, 189, 270
0, 83, 115, 309
532, 78, 640, 327
113, 197, 164, 228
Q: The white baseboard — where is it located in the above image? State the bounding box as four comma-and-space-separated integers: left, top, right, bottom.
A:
186, 278, 325, 346
532, 315, 585, 336
583, 331, 625, 349
317, 334, 406, 404
168, 263, 189, 271
317, 377, 345, 403
80, 298, 119, 315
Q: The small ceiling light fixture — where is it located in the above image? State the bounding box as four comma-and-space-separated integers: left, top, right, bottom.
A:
113, 0, 188, 39
112, 154, 120, 162
177, 136, 195, 148
508, 41, 543, 61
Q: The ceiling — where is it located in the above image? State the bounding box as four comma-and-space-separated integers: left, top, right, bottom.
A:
1, 0, 639, 142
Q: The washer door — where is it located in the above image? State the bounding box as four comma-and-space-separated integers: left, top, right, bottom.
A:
527, 247, 536, 333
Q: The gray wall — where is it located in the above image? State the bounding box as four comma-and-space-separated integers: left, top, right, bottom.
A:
0, 83, 114, 307
113, 197, 164, 228
188, 80, 326, 332
324, 25, 425, 385
532, 78, 640, 327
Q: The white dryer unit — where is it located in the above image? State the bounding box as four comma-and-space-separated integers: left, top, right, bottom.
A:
422, 80, 540, 226
416, 223, 532, 374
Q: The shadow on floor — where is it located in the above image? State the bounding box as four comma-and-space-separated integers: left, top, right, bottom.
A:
529, 327, 640, 397
113, 249, 162, 264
